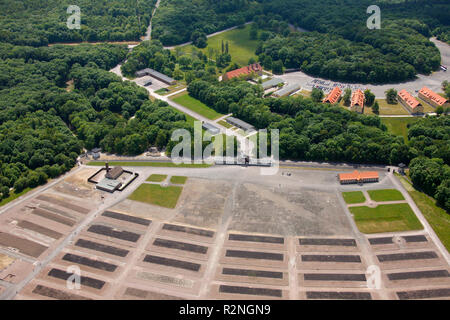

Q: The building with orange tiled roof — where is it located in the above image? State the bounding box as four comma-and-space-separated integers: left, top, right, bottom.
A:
398, 89, 423, 114
418, 86, 449, 108
323, 87, 342, 104
339, 170, 379, 185
223, 63, 263, 81
350, 89, 365, 113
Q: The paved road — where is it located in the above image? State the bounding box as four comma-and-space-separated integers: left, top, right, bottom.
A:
0, 166, 151, 300
143, 0, 161, 41
110, 62, 255, 156
389, 173, 450, 265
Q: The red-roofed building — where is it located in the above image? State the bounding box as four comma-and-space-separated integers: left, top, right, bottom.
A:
223, 63, 263, 81
350, 89, 365, 113
418, 86, 449, 108
398, 89, 423, 114
339, 170, 379, 184
323, 87, 342, 104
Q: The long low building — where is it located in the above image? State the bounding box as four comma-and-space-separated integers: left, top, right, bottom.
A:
418, 86, 449, 108
135, 68, 176, 85
202, 122, 220, 135
323, 87, 342, 104
398, 89, 423, 114
339, 170, 379, 184
350, 89, 365, 114
223, 63, 263, 81
262, 78, 284, 90
226, 116, 255, 132
272, 83, 301, 97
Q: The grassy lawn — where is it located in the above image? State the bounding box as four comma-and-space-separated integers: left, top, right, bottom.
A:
154, 88, 169, 95
350, 203, 423, 234
146, 174, 167, 182
381, 117, 420, 142
367, 189, 405, 202
88, 161, 211, 168
342, 191, 366, 204
416, 97, 436, 113
128, 183, 183, 209
179, 24, 259, 66
171, 92, 224, 120
170, 176, 188, 184
218, 119, 233, 128
297, 89, 311, 98
397, 174, 450, 251
168, 105, 197, 126
0, 188, 33, 207
365, 99, 409, 115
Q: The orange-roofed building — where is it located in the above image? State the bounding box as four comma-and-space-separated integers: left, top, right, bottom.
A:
223, 63, 263, 81
323, 87, 342, 104
339, 170, 379, 185
418, 86, 449, 108
398, 89, 423, 114
350, 89, 365, 114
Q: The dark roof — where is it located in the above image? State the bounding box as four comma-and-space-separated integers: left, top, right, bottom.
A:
202, 122, 220, 134
226, 117, 255, 131
135, 68, 175, 84
105, 166, 123, 179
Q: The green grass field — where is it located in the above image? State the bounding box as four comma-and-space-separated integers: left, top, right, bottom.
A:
146, 174, 168, 182
171, 92, 224, 120
218, 119, 233, 128
88, 161, 211, 168
170, 176, 188, 184
416, 97, 436, 113
342, 191, 366, 204
179, 24, 259, 66
364, 99, 409, 115
0, 188, 32, 207
128, 184, 183, 209
350, 203, 423, 234
381, 117, 419, 142
367, 189, 405, 202
397, 174, 450, 251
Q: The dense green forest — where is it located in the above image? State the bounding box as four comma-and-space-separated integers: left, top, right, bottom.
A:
185, 77, 449, 211
0, 0, 156, 46
150, 0, 448, 83
407, 117, 450, 211
187, 79, 413, 165
151, 0, 259, 46
0, 43, 193, 199
121, 39, 220, 82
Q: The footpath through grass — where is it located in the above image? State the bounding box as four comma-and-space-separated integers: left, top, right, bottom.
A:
128, 183, 183, 209
367, 189, 405, 202
88, 161, 211, 168
171, 93, 223, 120
342, 191, 366, 204
397, 174, 450, 251
350, 203, 423, 234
